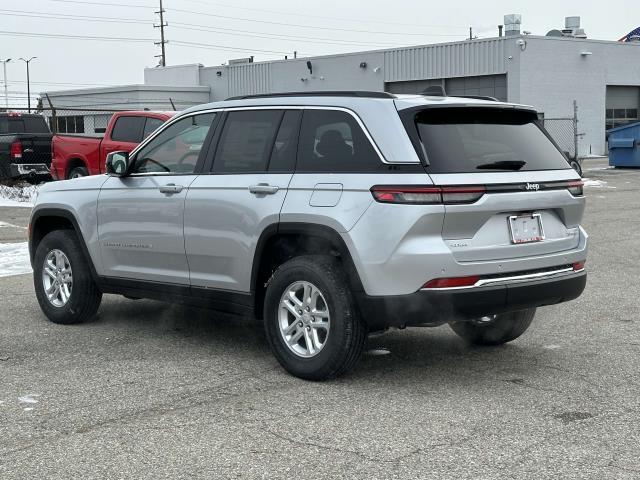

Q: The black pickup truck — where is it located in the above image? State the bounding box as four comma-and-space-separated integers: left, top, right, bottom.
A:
0, 112, 52, 181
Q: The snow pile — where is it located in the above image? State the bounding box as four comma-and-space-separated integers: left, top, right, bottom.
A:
583, 178, 612, 188
0, 242, 32, 277
0, 183, 38, 207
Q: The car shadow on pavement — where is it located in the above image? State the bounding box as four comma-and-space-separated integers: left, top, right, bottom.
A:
95, 295, 548, 384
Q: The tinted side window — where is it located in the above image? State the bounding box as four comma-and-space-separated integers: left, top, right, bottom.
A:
268, 110, 301, 172
297, 110, 380, 172
143, 117, 165, 139
132, 113, 215, 174
110, 116, 145, 143
213, 110, 282, 173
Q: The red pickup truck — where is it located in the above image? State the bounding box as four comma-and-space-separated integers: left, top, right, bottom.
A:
50, 111, 175, 180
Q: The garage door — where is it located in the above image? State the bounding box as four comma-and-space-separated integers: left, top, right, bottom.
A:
606, 86, 640, 130
385, 74, 507, 101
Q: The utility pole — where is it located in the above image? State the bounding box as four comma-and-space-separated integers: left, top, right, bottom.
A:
0, 58, 10, 109
154, 0, 168, 67
19, 57, 36, 113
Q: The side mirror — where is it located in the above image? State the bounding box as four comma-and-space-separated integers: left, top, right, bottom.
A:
105, 151, 130, 176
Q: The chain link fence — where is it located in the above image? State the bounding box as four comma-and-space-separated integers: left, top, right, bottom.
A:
542, 117, 577, 159
4, 99, 584, 161
0, 106, 178, 135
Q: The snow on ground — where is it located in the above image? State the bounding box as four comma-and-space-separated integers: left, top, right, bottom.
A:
583, 178, 614, 188
0, 221, 26, 230
0, 242, 32, 277
0, 183, 38, 208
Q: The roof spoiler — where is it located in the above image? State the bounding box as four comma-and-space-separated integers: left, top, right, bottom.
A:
421, 86, 498, 102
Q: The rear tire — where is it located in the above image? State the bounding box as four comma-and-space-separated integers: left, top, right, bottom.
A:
449, 309, 536, 346
68, 167, 88, 179
33, 229, 102, 325
569, 159, 582, 177
263, 255, 366, 380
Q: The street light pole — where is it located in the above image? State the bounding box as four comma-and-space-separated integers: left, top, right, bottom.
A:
0, 58, 10, 109
19, 57, 37, 113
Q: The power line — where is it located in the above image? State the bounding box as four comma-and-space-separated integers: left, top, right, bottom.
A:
0, 30, 154, 43
171, 40, 303, 56
168, 8, 465, 37
171, 0, 469, 30
48, 0, 153, 9
0, 9, 406, 48
0, 31, 301, 55
10, 80, 116, 87
47, 0, 467, 37
0, 9, 148, 24
170, 23, 405, 48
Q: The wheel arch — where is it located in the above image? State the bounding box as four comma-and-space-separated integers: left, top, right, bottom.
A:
66, 157, 88, 179
29, 208, 99, 282
251, 222, 364, 319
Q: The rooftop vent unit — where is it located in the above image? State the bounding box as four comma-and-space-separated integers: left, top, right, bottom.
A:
228, 56, 254, 65
553, 16, 587, 39
504, 14, 522, 36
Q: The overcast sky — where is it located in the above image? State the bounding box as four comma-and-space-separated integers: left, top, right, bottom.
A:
1, 0, 638, 106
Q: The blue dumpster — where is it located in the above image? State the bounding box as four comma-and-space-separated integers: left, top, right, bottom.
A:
608, 121, 640, 167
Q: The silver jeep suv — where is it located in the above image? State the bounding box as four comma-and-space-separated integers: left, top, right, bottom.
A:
29, 91, 587, 380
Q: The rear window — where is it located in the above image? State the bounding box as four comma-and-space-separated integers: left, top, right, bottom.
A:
0, 115, 49, 134
411, 108, 571, 173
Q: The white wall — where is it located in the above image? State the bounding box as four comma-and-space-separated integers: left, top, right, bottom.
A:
144, 64, 202, 87
511, 36, 640, 156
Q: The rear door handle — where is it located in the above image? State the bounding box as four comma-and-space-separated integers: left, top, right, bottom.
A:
249, 183, 279, 195
159, 183, 184, 194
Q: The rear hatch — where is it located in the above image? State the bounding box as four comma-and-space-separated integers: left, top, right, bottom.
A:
400, 105, 583, 263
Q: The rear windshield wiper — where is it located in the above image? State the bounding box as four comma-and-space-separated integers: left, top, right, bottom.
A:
476, 160, 526, 170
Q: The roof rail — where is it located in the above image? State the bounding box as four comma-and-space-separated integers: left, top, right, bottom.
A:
225, 91, 396, 100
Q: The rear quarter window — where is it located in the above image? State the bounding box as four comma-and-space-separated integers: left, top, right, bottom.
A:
296, 109, 381, 172
407, 107, 571, 173
110, 116, 145, 143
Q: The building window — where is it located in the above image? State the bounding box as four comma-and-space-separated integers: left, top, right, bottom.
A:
606, 108, 639, 130
54, 115, 85, 134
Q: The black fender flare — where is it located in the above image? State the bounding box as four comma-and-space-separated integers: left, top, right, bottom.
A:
29, 208, 100, 283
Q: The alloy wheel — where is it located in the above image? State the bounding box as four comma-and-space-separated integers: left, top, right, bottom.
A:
278, 281, 330, 358
42, 249, 73, 307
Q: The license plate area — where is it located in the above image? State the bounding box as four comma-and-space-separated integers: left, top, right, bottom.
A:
508, 213, 545, 244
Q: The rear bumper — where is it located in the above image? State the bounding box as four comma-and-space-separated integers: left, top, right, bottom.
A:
10, 163, 51, 179
357, 269, 586, 330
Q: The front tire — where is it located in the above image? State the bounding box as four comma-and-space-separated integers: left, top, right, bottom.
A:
264, 255, 366, 380
449, 309, 536, 346
33, 229, 102, 325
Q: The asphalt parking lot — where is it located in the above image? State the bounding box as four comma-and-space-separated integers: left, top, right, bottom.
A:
1, 158, 639, 479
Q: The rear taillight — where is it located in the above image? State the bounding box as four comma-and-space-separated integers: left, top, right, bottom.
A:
371, 185, 485, 205
422, 275, 481, 289
10, 140, 22, 159
572, 260, 586, 271
566, 180, 584, 197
